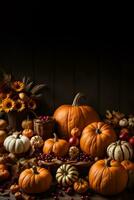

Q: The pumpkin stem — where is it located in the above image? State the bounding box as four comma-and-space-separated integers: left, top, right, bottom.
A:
96, 129, 101, 134
53, 133, 58, 142
14, 131, 21, 138
32, 166, 39, 174
117, 140, 121, 145
72, 92, 86, 106
105, 158, 112, 167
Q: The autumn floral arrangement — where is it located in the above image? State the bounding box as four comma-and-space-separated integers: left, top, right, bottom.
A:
0, 73, 46, 113
0, 73, 46, 130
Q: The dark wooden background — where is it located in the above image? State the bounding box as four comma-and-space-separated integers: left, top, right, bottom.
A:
0, 37, 134, 116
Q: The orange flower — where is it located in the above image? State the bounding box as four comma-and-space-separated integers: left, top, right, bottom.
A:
15, 99, 25, 112
2, 98, 15, 112
28, 99, 36, 110
11, 81, 25, 92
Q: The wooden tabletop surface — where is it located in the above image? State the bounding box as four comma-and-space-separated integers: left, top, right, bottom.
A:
0, 189, 134, 200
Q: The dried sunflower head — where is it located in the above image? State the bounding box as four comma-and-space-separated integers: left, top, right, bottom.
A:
11, 81, 25, 92
28, 99, 36, 110
2, 98, 15, 112
15, 99, 25, 112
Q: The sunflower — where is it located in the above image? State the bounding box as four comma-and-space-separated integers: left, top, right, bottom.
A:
15, 99, 25, 112
28, 99, 36, 110
11, 81, 25, 92
2, 98, 15, 112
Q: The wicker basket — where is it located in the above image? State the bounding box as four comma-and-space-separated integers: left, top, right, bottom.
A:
33, 117, 55, 140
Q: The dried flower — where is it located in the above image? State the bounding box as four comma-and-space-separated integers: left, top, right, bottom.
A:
28, 99, 36, 110
11, 81, 25, 92
15, 99, 25, 112
2, 98, 15, 112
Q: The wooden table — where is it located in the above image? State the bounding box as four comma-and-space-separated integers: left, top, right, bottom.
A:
0, 189, 134, 200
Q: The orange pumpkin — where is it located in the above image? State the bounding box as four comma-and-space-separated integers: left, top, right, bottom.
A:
53, 93, 100, 139
89, 159, 128, 195
0, 130, 7, 146
80, 122, 117, 158
0, 119, 8, 130
121, 160, 134, 171
22, 129, 34, 138
18, 166, 52, 193
0, 164, 10, 181
71, 127, 81, 137
74, 178, 89, 194
43, 133, 69, 157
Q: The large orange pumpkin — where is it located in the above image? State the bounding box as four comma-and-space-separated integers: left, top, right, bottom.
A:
80, 122, 117, 158
53, 93, 100, 139
18, 166, 52, 194
43, 133, 69, 157
89, 159, 128, 195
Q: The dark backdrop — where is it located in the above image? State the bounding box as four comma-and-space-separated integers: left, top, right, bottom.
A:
0, 5, 134, 116
1, 36, 134, 116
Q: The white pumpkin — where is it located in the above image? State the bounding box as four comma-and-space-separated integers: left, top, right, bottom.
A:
30, 135, 44, 148
4, 131, 30, 154
107, 140, 133, 161
56, 164, 79, 186
128, 117, 134, 127
119, 118, 128, 127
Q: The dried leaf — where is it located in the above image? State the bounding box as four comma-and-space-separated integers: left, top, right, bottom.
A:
3, 73, 12, 83
31, 84, 46, 94
31, 93, 43, 99
22, 76, 26, 83
25, 81, 34, 91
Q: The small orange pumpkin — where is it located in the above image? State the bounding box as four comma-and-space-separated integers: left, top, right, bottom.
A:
22, 129, 34, 138
53, 92, 100, 139
121, 160, 134, 171
0, 130, 7, 146
10, 184, 20, 194
74, 178, 89, 194
89, 158, 128, 195
43, 133, 69, 157
0, 119, 8, 130
19, 166, 52, 194
80, 122, 117, 158
71, 127, 81, 137
0, 164, 10, 181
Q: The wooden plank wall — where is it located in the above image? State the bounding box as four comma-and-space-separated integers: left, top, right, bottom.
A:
1, 39, 134, 116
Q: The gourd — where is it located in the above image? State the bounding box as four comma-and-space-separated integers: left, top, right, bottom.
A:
43, 133, 69, 157
18, 166, 52, 193
4, 131, 30, 154
30, 135, 44, 148
0, 119, 8, 130
21, 119, 33, 129
0, 164, 10, 181
22, 129, 34, 138
0, 130, 7, 146
74, 178, 89, 194
107, 140, 133, 161
56, 164, 79, 186
53, 93, 100, 139
80, 122, 117, 158
89, 159, 128, 195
